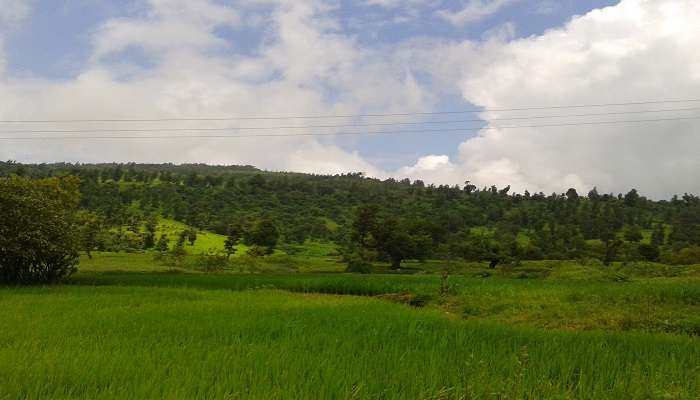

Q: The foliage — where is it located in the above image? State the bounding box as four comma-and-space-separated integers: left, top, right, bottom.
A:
194, 252, 229, 273
0, 176, 81, 284
3, 162, 700, 266
243, 217, 279, 254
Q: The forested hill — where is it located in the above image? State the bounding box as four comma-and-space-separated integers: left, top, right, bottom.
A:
2, 161, 699, 265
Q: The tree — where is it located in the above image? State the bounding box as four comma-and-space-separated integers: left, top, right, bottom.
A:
623, 189, 640, 207
143, 215, 158, 249
244, 217, 279, 254
0, 176, 81, 284
638, 243, 660, 261
187, 229, 198, 246
75, 210, 102, 259
223, 224, 242, 259
623, 225, 643, 242
174, 231, 187, 255
351, 205, 378, 247
651, 224, 665, 247
155, 234, 170, 253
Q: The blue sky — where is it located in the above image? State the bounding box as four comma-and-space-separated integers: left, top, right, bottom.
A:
2, 0, 618, 169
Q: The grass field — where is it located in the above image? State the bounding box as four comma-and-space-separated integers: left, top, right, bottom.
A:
2, 251, 700, 399
1, 284, 699, 399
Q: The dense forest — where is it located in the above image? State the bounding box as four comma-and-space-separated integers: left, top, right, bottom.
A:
2, 161, 700, 269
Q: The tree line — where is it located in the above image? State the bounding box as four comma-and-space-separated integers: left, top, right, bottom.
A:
1, 161, 700, 282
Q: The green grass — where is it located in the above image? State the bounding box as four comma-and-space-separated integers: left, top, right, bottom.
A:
7, 246, 700, 398
1, 285, 698, 399
69, 271, 700, 336
156, 218, 234, 254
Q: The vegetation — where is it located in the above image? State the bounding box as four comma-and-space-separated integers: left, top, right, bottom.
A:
1, 284, 698, 399
2, 162, 700, 398
0, 176, 81, 284
3, 161, 700, 269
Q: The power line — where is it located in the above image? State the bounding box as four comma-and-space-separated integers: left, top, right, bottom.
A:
3, 107, 700, 135
1, 99, 700, 123
1, 115, 698, 141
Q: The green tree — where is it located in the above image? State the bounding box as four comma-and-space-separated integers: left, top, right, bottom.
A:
623, 225, 643, 242
244, 217, 279, 254
0, 176, 81, 284
75, 210, 102, 259
143, 215, 158, 249
187, 229, 198, 246
223, 224, 243, 259
155, 234, 170, 253
651, 224, 665, 247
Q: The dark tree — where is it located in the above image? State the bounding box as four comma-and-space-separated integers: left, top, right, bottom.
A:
651, 224, 666, 247
244, 217, 279, 254
623, 225, 643, 242
156, 234, 170, 253
0, 176, 81, 284
224, 224, 243, 259
143, 215, 158, 249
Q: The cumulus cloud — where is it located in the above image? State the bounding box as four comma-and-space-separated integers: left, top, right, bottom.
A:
416, 0, 700, 197
0, 0, 433, 175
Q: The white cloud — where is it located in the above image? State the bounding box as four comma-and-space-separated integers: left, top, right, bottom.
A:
415, 0, 700, 197
437, 0, 517, 26
0, 0, 31, 26
0, 0, 434, 176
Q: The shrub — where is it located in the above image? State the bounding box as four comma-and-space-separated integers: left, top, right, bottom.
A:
247, 245, 270, 257
345, 251, 372, 274
195, 252, 229, 273
0, 176, 80, 284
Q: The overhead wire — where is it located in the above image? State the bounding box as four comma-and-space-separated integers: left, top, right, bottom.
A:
1, 115, 698, 140
0, 98, 699, 123
2, 106, 700, 135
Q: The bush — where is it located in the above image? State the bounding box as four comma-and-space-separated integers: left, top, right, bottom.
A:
247, 245, 272, 257
0, 176, 81, 284
637, 243, 660, 262
345, 252, 372, 274
661, 246, 700, 265
195, 252, 229, 273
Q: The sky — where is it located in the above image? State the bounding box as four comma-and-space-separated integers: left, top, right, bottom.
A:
1, 0, 699, 198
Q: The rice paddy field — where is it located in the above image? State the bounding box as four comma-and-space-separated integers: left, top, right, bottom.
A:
2, 253, 700, 399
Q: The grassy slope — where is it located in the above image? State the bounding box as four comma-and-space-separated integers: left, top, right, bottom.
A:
1, 285, 698, 399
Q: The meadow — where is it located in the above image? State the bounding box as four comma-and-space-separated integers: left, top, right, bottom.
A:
1, 249, 699, 399
1, 284, 699, 399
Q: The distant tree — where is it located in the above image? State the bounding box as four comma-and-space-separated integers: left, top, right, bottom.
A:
651, 224, 666, 247
638, 243, 660, 262
351, 205, 378, 247
187, 229, 198, 246
623, 189, 640, 207
143, 215, 158, 249
155, 234, 170, 253
75, 210, 102, 259
244, 217, 279, 254
623, 225, 643, 242
223, 224, 243, 259
0, 176, 81, 284
668, 203, 700, 247
565, 188, 579, 201
174, 231, 187, 254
